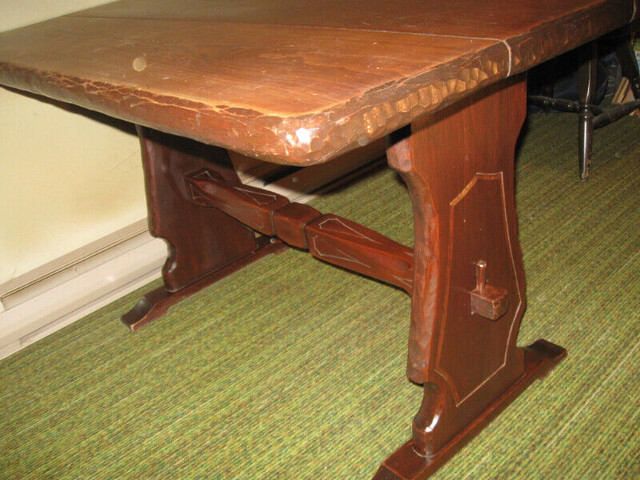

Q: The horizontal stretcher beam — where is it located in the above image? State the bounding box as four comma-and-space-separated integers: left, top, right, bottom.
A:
187, 168, 414, 293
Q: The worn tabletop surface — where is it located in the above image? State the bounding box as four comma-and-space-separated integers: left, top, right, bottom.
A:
0, 0, 636, 164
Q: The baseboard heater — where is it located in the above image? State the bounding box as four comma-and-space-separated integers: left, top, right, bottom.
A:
0, 140, 385, 359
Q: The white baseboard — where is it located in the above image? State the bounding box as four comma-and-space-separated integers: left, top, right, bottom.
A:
0, 231, 167, 360
0, 151, 384, 361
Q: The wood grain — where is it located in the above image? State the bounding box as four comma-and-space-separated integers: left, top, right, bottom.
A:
387, 74, 530, 453
0, 0, 634, 165
124, 128, 288, 329
186, 168, 414, 293
138, 127, 260, 292
373, 341, 567, 480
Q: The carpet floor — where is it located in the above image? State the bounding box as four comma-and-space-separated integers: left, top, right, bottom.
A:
1, 108, 639, 479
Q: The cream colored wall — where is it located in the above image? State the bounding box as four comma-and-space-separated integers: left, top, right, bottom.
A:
0, 1, 147, 286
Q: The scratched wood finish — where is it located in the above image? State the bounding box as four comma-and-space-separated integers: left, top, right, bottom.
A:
187, 169, 414, 293
377, 75, 567, 479
0, 0, 635, 165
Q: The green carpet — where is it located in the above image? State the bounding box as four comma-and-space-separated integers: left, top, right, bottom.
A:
1, 110, 639, 480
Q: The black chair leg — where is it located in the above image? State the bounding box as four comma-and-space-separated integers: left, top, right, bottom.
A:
615, 36, 640, 100
578, 42, 598, 181
529, 33, 637, 180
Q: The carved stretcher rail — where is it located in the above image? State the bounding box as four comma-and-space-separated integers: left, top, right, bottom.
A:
187, 168, 415, 294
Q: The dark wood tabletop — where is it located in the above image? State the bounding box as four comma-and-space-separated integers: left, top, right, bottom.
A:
0, 0, 635, 164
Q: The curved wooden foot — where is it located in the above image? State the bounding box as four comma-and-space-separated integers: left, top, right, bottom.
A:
122, 236, 286, 331
381, 75, 566, 478
124, 127, 287, 330
373, 340, 566, 480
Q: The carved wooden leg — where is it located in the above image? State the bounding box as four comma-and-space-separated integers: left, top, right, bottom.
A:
375, 75, 566, 480
122, 127, 286, 330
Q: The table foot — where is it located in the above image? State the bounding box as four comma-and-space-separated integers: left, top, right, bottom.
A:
124, 127, 289, 329
373, 340, 566, 480
383, 75, 567, 477
122, 237, 286, 330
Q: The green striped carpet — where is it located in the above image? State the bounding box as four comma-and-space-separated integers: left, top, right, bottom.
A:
2, 110, 639, 480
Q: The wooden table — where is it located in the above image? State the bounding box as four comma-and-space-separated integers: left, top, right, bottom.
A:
1, 1, 636, 478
